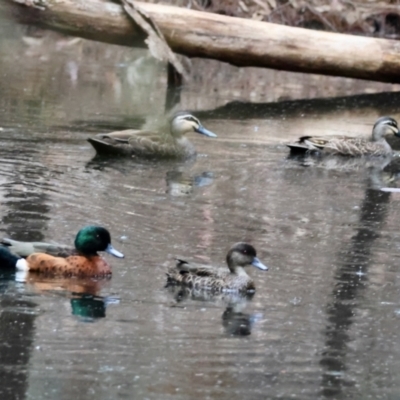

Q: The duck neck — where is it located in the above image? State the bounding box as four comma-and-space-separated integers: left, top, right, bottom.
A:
235, 266, 250, 277
372, 133, 392, 152
77, 251, 98, 258
169, 121, 184, 140
227, 262, 248, 277
371, 126, 385, 142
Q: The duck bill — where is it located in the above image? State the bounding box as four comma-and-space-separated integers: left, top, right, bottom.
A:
105, 244, 124, 258
394, 127, 400, 137
251, 257, 268, 271
195, 125, 217, 138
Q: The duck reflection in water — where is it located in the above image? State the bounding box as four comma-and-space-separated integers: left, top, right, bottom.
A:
32, 278, 116, 321
0, 270, 115, 321
373, 154, 400, 191
166, 170, 214, 197
222, 300, 263, 337
288, 152, 400, 191
70, 293, 120, 321
288, 153, 394, 172
167, 286, 263, 337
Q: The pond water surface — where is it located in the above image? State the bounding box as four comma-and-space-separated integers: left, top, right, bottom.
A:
1, 7, 400, 400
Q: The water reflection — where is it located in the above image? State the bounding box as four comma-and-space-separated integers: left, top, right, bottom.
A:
287, 153, 394, 172
86, 155, 215, 197
320, 185, 391, 397
221, 300, 263, 337
0, 278, 37, 400
285, 153, 398, 397
167, 286, 261, 337
287, 153, 400, 191
14, 272, 114, 322
70, 293, 110, 321
0, 143, 50, 241
166, 170, 214, 197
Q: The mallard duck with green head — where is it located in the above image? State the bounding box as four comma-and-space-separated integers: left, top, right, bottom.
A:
287, 116, 400, 156
166, 243, 268, 293
87, 112, 217, 159
0, 226, 124, 278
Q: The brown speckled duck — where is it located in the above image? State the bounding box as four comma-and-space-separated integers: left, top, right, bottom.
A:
87, 112, 217, 159
287, 116, 400, 156
166, 243, 268, 293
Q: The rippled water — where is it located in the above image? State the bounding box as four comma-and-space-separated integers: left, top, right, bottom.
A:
2, 7, 400, 400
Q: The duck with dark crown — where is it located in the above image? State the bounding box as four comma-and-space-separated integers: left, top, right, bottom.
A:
87, 112, 217, 159
0, 226, 124, 278
166, 243, 268, 293
287, 116, 400, 157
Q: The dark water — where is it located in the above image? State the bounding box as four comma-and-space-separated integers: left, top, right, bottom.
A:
2, 8, 400, 400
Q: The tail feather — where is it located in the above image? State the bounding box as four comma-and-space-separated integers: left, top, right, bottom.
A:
1, 238, 36, 258
87, 138, 128, 156
1, 238, 75, 258
166, 267, 188, 285
0, 247, 22, 270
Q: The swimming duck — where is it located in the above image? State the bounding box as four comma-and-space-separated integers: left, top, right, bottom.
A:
87, 112, 217, 159
166, 243, 268, 293
0, 226, 124, 277
287, 116, 400, 156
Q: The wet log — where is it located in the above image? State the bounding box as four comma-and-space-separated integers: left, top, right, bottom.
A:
7, 0, 400, 83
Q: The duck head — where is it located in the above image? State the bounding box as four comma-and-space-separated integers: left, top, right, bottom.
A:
226, 243, 268, 272
170, 113, 217, 138
372, 116, 399, 140
74, 226, 124, 258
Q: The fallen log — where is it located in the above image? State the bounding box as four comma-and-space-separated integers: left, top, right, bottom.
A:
6, 0, 400, 83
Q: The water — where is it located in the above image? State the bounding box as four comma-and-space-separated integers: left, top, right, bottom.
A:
1, 8, 400, 400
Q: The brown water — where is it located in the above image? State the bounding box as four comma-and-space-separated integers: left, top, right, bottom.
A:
2, 7, 400, 400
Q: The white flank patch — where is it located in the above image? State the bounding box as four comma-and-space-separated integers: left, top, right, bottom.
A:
16, 259, 29, 271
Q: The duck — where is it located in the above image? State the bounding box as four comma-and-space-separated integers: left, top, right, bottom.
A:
87, 112, 217, 159
166, 242, 268, 293
0, 226, 124, 277
287, 116, 400, 156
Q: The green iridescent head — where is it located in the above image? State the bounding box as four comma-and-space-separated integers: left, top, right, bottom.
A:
74, 226, 124, 258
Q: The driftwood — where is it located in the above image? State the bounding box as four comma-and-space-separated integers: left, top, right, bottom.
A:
6, 0, 400, 83
122, 0, 189, 80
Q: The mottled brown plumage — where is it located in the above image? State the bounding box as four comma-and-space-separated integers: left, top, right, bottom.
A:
287, 116, 400, 156
166, 243, 268, 293
87, 112, 217, 159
